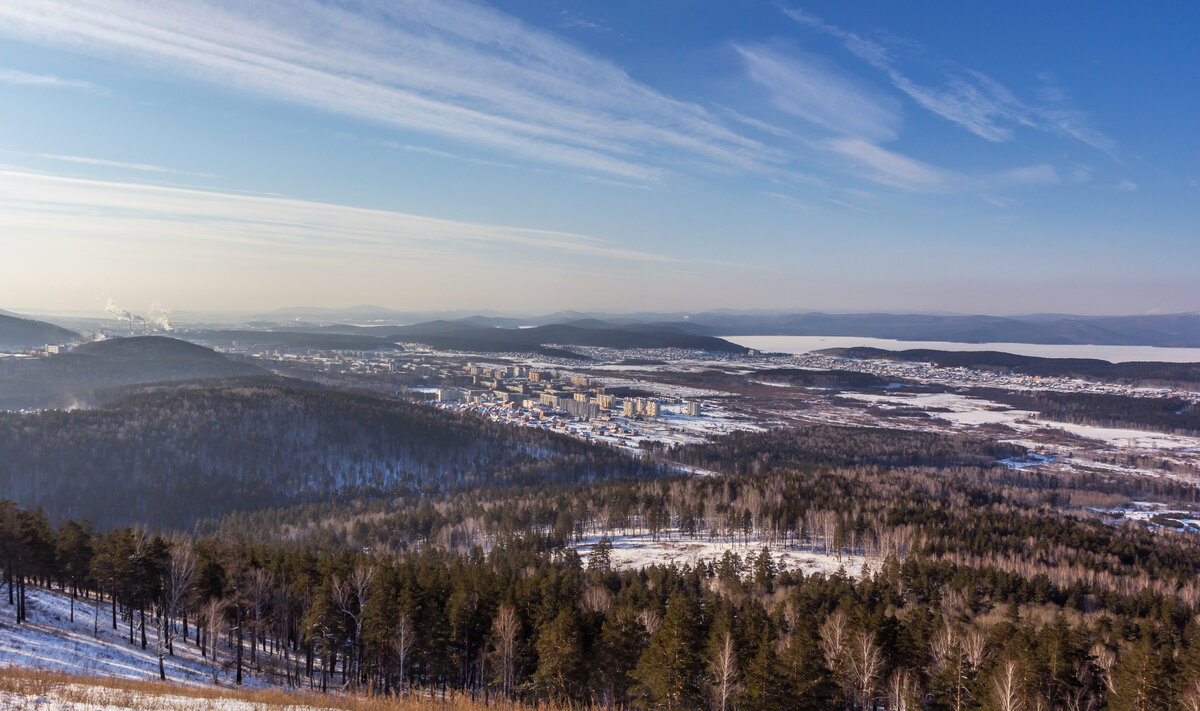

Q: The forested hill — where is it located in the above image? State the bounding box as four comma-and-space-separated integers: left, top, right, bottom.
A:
824, 346, 1200, 386
0, 336, 265, 410
0, 311, 79, 348
0, 383, 653, 529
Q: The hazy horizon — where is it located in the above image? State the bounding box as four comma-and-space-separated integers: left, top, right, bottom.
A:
7, 302, 1200, 323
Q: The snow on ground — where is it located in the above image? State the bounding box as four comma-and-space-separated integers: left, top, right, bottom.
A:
0, 587, 242, 687
836, 391, 1200, 452
583, 373, 733, 400
1091, 501, 1200, 532
572, 530, 880, 579
837, 392, 1037, 427
1048, 422, 1200, 450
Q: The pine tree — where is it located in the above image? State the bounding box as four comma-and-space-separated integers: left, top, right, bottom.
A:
532, 605, 585, 702
780, 624, 838, 711
55, 519, 93, 623
738, 631, 787, 711
635, 593, 704, 710
1107, 631, 1172, 711
597, 605, 646, 708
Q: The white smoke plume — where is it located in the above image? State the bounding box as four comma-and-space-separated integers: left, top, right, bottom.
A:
148, 300, 173, 332
103, 297, 173, 332
104, 297, 133, 321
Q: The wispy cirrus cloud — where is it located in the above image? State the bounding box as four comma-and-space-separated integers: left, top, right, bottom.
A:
994, 164, 1060, 187
0, 0, 778, 184
734, 43, 901, 142
0, 169, 678, 264
35, 153, 215, 177
731, 43, 942, 191
782, 7, 1114, 154
828, 140, 1061, 193
731, 43, 948, 192
827, 138, 949, 191
0, 67, 99, 91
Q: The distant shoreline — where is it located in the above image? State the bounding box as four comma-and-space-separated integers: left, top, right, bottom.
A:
725, 335, 1200, 363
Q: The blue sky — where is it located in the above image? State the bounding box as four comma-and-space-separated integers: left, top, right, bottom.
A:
0, 0, 1196, 316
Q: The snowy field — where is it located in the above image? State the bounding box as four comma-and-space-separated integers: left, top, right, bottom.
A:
838, 391, 1038, 427
572, 530, 880, 578
836, 391, 1200, 452
0, 587, 245, 687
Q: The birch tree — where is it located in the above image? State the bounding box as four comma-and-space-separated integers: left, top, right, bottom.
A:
491, 604, 519, 699
709, 630, 739, 711
394, 613, 415, 696
991, 659, 1025, 711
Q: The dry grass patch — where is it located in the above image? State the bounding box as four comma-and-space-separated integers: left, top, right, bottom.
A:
0, 666, 572, 710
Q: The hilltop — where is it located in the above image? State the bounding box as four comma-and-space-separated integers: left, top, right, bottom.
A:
0, 312, 79, 348
0, 336, 265, 410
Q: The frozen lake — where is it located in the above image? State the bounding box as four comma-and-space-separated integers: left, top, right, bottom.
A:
727, 335, 1200, 363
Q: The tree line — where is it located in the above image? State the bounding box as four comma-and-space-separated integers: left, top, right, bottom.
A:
8, 478, 1200, 710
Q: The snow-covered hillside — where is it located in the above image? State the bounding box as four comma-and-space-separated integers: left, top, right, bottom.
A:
0, 586, 244, 686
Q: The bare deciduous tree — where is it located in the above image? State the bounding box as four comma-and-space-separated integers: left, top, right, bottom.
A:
155, 539, 196, 681
886, 668, 918, 711
201, 598, 225, 684
1181, 679, 1200, 711
847, 630, 884, 711
991, 659, 1025, 711
1092, 644, 1117, 697
332, 563, 375, 688
581, 585, 611, 614
163, 540, 195, 655
491, 604, 519, 699
962, 629, 988, 670
394, 613, 415, 696
931, 626, 983, 711
709, 630, 739, 711
819, 610, 848, 672
637, 608, 661, 637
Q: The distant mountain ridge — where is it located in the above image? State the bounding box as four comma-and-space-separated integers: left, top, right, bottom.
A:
186, 329, 398, 350
0, 312, 79, 348
236, 308, 1200, 348
670, 311, 1200, 348
252, 319, 749, 356
384, 320, 748, 355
